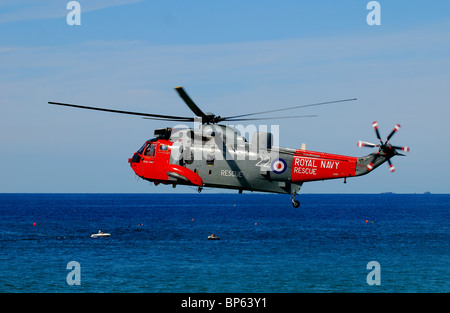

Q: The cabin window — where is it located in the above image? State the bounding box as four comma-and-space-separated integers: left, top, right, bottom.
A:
159, 144, 168, 151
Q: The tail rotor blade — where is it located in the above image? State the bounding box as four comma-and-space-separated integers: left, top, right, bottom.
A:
387, 159, 396, 173
391, 145, 410, 152
386, 124, 401, 143
372, 121, 383, 145
357, 140, 378, 148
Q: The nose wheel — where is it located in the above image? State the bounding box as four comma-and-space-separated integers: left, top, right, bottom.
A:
290, 194, 300, 208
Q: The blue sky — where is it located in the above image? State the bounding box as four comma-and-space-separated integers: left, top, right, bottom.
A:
1, 1, 449, 193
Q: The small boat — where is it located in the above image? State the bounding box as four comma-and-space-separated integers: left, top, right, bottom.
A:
91, 230, 111, 238
208, 234, 220, 240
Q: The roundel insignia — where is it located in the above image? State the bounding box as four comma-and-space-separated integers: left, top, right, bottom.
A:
271, 158, 287, 174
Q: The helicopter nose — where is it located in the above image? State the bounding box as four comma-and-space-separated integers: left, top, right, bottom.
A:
129, 152, 144, 177
128, 152, 141, 164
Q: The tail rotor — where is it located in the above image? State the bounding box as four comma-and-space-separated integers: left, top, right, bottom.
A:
357, 121, 409, 173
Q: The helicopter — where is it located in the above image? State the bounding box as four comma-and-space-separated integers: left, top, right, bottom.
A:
49, 87, 409, 207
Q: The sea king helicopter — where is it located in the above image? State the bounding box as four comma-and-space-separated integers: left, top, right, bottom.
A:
49, 87, 409, 207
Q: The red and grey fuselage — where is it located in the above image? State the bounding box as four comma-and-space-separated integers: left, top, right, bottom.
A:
128, 125, 392, 196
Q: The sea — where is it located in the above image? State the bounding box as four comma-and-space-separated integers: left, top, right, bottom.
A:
0, 193, 448, 293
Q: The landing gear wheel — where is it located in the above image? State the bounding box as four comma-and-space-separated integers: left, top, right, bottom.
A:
290, 192, 300, 208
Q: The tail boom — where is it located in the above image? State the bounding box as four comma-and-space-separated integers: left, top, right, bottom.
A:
290, 149, 357, 183
290, 149, 392, 183
354, 152, 392, 176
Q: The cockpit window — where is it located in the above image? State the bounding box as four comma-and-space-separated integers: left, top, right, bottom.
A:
137, 143, 146, 154
144, 143, 157, 157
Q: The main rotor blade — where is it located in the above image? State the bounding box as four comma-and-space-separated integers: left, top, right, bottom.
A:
174, 87, 207, 118
221, 98, 357, 120
48, 101, 193, 121
222, 114, 318, 122
142, 117, 195, 122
